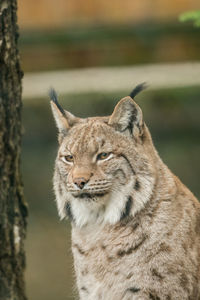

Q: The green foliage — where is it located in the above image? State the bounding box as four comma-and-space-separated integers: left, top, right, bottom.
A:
179, 10, 200, 27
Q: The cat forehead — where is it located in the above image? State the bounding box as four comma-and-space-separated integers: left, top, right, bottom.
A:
60, 119, 115, 153
70, 117, 111, 135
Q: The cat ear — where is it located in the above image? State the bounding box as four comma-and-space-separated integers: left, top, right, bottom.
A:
49, 88, 77, 141
108, 96, 143, 137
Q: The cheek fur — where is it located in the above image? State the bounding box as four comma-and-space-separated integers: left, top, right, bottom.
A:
101, 157, 131, 184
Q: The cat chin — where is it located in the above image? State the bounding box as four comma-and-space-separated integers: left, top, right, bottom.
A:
69, 193, 109, 228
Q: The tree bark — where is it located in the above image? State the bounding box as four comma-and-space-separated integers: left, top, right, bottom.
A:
0, 0, 28, 299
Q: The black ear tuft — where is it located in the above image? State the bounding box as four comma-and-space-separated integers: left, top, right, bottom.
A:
49, 87, 58, 103
129, 82, 148, 99
49, 87, 65, 116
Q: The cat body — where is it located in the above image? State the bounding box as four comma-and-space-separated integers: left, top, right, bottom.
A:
50, 85, 200, 300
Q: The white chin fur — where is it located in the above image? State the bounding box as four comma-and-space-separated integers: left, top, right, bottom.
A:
69, 180, 134, 228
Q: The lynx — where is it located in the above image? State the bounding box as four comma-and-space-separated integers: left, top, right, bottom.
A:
50, 84, 200, 300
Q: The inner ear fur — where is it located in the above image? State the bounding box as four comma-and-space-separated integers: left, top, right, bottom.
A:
108, 96, 143, 137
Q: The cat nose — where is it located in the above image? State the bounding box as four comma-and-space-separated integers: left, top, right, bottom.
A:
74, 177, 89, 189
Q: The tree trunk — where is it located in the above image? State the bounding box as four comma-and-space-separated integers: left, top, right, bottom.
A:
0, 0, 28, 299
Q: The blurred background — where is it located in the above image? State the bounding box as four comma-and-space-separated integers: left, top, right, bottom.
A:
18, 1, 200, 299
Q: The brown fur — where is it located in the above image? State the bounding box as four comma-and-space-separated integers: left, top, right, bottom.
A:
50, 90, 200, 300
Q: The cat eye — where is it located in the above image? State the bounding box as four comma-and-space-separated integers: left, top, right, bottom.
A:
97, 152, 111, 161
61, 155, 74, 164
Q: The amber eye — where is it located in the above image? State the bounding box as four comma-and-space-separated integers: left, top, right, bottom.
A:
62, 155, 74, 163
97, 152, 110, 160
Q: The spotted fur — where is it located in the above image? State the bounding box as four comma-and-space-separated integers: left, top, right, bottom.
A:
50, 86, 200, 300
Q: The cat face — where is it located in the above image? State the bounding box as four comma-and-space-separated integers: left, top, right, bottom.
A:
57, 120, 134, 198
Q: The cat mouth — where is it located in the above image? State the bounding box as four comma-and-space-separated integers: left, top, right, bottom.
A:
72, 191, 108, 199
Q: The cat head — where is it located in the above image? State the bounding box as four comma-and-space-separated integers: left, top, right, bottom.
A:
50, 84, 156, 227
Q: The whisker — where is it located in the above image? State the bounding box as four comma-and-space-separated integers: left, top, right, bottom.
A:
68, 187, 111, 193
94, 179, 112, 183
67, 183, 112, 191
89, 182, 111, 187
